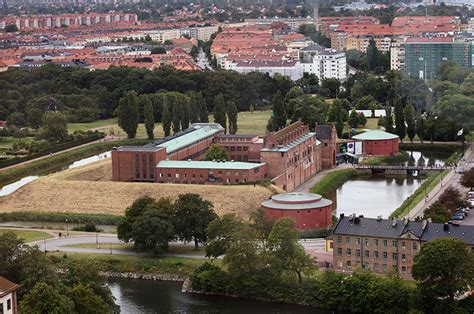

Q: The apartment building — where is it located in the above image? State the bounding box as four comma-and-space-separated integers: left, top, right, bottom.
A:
143, 29, 180, 44
404, 37, 473, 79
180, 25, 219, 41
390, 42, 405, 71
299, 43, 347, 80
330, 215, 474, 278
229, 59, 304, 81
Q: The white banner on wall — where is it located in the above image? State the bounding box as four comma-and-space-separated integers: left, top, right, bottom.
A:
355, 141, 363, 155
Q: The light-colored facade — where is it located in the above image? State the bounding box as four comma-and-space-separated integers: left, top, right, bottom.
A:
144, 29, 180, 43
180, 25, 219, 41
390, 42, 405, 71
229, 60, 304, 81
300, 44, 347, 80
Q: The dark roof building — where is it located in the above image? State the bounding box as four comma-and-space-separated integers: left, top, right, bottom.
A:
330, 214, 474, 278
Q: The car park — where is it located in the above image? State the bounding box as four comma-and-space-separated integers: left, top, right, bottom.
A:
451, 214, 464, 221
454, 211, 466, 219
456, 208, 469, 215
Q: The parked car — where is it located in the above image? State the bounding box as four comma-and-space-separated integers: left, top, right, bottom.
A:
457, 207, 470, 214
454, 211, 466, 219
468, 191, 474, 199
451, 214, 464, 221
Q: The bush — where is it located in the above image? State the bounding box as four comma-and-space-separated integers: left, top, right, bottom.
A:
0, 212, 120, 225
299, 227, 333, 239
72, 224, 102, 232
190, 262, 230, 293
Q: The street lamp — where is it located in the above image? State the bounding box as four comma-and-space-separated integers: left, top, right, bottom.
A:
65, 219, 68, 237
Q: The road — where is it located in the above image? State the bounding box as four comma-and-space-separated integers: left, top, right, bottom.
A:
31, 234, 330, 260
407, 144, 473, 223
293, 163, 354, 193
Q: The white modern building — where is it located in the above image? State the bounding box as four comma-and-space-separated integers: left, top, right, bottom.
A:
390, 42, 405, 71
299, 44, 347, 80
228, 60, 304, 81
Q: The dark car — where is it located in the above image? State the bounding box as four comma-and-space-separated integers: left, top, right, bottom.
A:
456, 208, 469, 215
451, 214, 464, 221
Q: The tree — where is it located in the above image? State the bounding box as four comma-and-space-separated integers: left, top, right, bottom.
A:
335, 113, 344, 138
116, 90, 139, 138
26, 108, 43, 129
41, 111, 68, 142
415, 111, 425, 144
267, 219, 314, 284
7, 112, 26, 127
423, 202, 451, 223
171, 100, 181, 134
267, 91, 287, 132
367, 38, 379, 72
223, 226, 265, 274
404, 104, 416, 143
321, 78, 341, 99
131, 206, 175, 253
69, 284, 112, 314
250, 207, 275, 239
117, 196, 156, 243
205, 144, 229, 161
438, 187, 468, 212
143, 96, 155, 139
205, 214, 245, 259
197, 93, 209, 123
162, 96, 171, 137
4, 24, 18, 32
19, 283, 75, 314
412, 238, 474, 312
384, 106, 394, 133
227, 100, 238, 135
434, 94, 474, 130
394, 96, 406, 142
174, 194, 217, 249
213, 94, 227, 133
460, 168, 474, 190
348, 109, 360, 128
190, 45, 199, 59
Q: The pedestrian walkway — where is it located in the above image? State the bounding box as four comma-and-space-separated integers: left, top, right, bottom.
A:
406, 145, 472, 219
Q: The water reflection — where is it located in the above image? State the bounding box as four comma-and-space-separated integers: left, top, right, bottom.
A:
332, 176, 422, 219
109, 278, 324, 314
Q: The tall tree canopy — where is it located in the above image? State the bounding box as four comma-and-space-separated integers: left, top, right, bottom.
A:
116, 90, 139, 138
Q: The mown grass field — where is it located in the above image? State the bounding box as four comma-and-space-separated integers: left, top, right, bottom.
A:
0, 158, 280, 219
68, 110, 272, 138
0, 228, 52, 242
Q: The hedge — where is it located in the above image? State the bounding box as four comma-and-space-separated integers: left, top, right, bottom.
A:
399, 143, 459, 153
0, 133, 104, 169
310, 169, 366, 198
0, 138, 152, 187
0, 211, 121, 225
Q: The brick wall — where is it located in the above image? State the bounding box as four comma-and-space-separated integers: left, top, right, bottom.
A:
264, 204, 332, 230
363, 138, 399, 156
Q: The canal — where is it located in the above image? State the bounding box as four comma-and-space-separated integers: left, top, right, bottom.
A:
108, 278, 326, 314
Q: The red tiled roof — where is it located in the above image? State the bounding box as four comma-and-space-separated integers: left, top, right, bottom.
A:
0, 276, 20, 297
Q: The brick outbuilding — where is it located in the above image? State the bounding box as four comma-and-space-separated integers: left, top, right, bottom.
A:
352, 130, 399, 156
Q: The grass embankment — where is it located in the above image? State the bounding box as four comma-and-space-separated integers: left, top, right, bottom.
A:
310, 169, 366, 198
360, 151, 410, 166
0, 138, 151, 187
0, 211, 120, 225
0, 228, 52, 242
389, 150, 462, 219
49, 252, 211, 278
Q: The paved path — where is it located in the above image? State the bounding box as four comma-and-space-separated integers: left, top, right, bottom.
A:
0, 136, 121, 171
406, 144, 473, 221
293, 163, 354, 193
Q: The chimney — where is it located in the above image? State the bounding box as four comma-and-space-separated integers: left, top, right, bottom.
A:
421, 220, 428, 230
340, 213, 344, 218
392, 218, 397, 227
443, 223, 449, 231
376, 216, 382, 221
354, 217, 360, 224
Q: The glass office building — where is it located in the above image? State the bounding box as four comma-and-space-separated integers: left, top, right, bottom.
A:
404, 37, 473, 80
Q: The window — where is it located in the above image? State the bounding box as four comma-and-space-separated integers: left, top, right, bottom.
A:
374, 251, 379, 259
364, 238, 369, 246
364, 250, 369, 258
346, 237, 351, 244
374, 239, 379, 246
383, 240, 388, 247
392, 241, 397, 248
401, 254, 406, 262
402, 266, 407, 274
346, 261, 352, 269
0, 302, 3, 314
337, 236, 342, 243
412, 242, 418, 250
356, 249, 361, 257
235, 172, 239, 176
373, 263, 379, 272
401, 241, 406, 249
383, 264, 387, 273
383, 252, 388, 259
167, 173, 171, 178
7, 299, 11, 310
346, 248, 352, 256
363, 263, 369, 270
392, 253, 398, 260
135, 154, 140, 178
356, 237, 361, 245
337, 248, 342, 256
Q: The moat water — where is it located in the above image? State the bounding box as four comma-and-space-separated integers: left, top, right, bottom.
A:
108, 278, 325, 314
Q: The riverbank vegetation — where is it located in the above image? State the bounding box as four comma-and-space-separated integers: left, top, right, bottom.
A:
360, 151, 410, 166
0, 211, 121, 225
0, 138, 151, 187
310, 168, 366, 198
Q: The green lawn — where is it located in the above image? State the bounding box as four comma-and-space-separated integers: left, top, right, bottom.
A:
0, 228, 53, 242
0, 136, 34, 151
68, 110, 272, 138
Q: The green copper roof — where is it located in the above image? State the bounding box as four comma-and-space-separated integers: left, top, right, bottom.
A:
157, 124, 223, 154
352, 130, 399, 141
156, 160, 266, 170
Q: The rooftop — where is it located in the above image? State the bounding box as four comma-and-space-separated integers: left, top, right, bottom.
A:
261, 132, 316, 152
156, 160, 265, 170
262, 192, 332, 210
352, 130, 399, 141
157, 123, 223, 154
0, 276, 20, 297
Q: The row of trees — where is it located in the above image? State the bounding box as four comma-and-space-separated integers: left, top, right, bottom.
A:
117, 194, 217, 252
0, 232, 117, 313
192, 212, 474, 313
